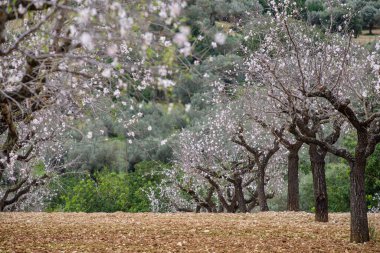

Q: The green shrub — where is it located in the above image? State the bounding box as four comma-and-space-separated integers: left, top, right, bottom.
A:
306, 0, 324, 12
47, 161, 168, 212
125, 161, 168, 212
325, 164, 350, 212
63, 171, 130, 212
366, 146, 380, 210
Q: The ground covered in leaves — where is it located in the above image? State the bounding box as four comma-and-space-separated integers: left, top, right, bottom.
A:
0, 212, 379, 252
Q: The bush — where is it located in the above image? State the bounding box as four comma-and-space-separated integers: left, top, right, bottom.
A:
305, 0, 324, 12
325, 164, 350, 212
47, 161, 167, 212
63, 171, 130, 212
366, 146, 380, 210
125, 161, 168, 212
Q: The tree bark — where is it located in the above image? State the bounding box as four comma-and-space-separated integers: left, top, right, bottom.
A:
257, 166, 269, 211
234, 178, 247, 213
350, 135, 369, 243
369, 25, 373, 35
287, 150, 300, 211
350, 161, 369, 242
309, 144, 328, 222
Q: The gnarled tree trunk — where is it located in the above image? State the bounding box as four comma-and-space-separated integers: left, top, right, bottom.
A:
257, 166, 269, 211
350, 161, 369, 242
234, 177, 247, 213
309, 144, 328, 222
287, 149, 300, 211
350, 134, 369, 243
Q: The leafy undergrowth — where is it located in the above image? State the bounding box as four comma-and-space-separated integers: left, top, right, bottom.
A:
0, 212, 379, 252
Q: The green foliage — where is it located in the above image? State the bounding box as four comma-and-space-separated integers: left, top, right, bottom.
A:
125, 102, 190, 167
361, 4, 380, 33
300, 136, 380, 212
268, 191, 288, 211
33, 161, 46, 177
322, 7, 361, 35
46, 175, 81, 211
68, 139, 127, 173
342, 132, 380, 209
63, 171, 130, 212
365, 145, 380, 209
325, 164, 351, 212
47, 162, 167, 212
125, 161, 168, 212
174, 74, 205, 104
305, 0, 324, 12
304, 1, 364, 36
186, 0, 261, 26
299, 169, 314, 212
300, 163, 350, 212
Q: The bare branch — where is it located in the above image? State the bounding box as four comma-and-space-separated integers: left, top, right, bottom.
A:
0, 7, 58, 56
289, 122, 354, 162
308, 87, 363, 131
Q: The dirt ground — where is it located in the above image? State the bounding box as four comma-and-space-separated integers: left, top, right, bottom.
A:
354, 28, 380, 45
0, 212, 379, 253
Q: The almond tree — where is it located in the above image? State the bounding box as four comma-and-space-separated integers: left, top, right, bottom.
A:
171, 128, 260, 213
231, 124, 280, 211
0, 0, 187, 210
214, 102, 285, 212
247, 86, 341, 221
274, 131, 303, 211
236, 89, 304, 211
156, 103, 284, 213
244, 1, 380, 242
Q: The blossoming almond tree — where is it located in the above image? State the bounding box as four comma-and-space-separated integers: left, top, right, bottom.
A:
159, 100, 285, 213
169, 127, 261, 213
240, 88, 340, 221
0, 0, 188, 211
236, 89, 304, 212
244, 0, 380, 243
226, 100, 283, 211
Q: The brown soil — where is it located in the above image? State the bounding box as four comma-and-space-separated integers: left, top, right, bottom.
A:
354, 29, 380, 45
0, 212, 379, 253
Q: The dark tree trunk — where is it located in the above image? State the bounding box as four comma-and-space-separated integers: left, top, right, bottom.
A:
234, 178, 247, 213
350, 161, 369, 242
349, 135, 369, 243
287, 150, 300, 211
309, 144, 328, 222
257, 166, 269, 211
